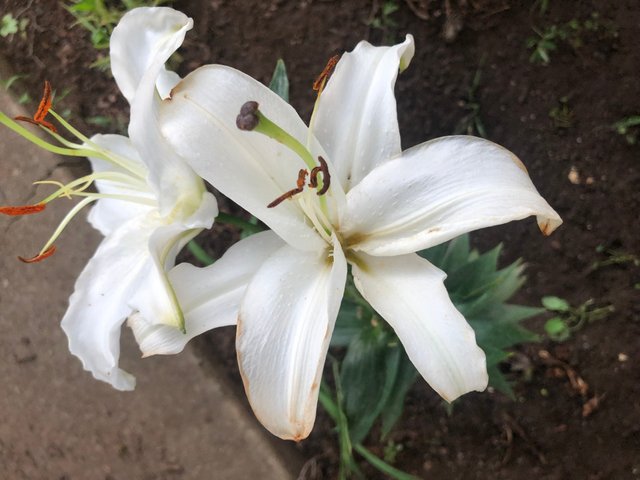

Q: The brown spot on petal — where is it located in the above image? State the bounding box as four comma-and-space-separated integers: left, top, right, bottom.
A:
509, 152, 528, 173
539, 220, 553, 236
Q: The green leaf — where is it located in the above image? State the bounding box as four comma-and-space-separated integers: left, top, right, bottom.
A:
380, 353, 418, 438
331, 300, 368, 347
268, 59, 289, 103
0, 14, 18, 37
187, 240, 215, 266
542, 295, 570, 312
487, 361, 514, 398
544, 317, 570, 341
341, 329, 400, 443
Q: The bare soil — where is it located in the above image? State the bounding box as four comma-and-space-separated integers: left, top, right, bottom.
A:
1, 0, 638, 478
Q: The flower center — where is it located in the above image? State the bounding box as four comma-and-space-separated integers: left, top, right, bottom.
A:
236, 100, 336, 242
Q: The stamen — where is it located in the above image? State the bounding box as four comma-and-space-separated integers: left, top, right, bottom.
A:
33, 180, 73, 199
267, 169, 308, 208
0, 203, 46, 216
313, 55, 340, 94
18, 245, 56, 264
34, 80, 53, 122
309, 156, 331, 195
15, 80, 57, 133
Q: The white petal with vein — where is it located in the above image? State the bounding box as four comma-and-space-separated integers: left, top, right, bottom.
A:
351, 252, 488, 401
236, 236, 346, 440
343, 136, 562, 256
312, 35, 414, 191
129, 231, 284, 356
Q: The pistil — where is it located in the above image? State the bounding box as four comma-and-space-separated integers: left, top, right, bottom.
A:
236, 101, 317, 171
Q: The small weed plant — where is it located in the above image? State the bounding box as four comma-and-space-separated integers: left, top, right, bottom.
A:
549, 96, 574, 129
65, 0, 170, 69
1, 13, 28, 39
542, 296, 614, 342
455, 62, 487, 138
527, 13, 618, 64
612, 116, 640, 145
368, 0, 399, 44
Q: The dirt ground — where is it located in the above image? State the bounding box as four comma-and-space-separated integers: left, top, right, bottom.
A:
1, 0, 638, 478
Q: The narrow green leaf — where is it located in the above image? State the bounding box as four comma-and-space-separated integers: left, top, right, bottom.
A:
341, 329, 397, 443
331, 300, 368, 347
354, 444, 420, 480
380, 353, 418, 438
187, 240, 215, 266
268, 59, 289, 102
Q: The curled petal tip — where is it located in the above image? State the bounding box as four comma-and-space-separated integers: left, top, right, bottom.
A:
18, 245, 56, 264
0, 203, 46, 216
538, 217, 561, 236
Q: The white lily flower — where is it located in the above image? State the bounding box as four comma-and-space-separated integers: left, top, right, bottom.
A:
0, 8, 218, 390
61, 8, 225, 390
158, 34, 562, 439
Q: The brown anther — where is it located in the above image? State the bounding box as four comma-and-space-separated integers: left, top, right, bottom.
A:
267, 169, 308, 208
236, 101, 260, 131
18, 245, 56, 264
308, 167, 320, 188
0, 203, 46, 216
309, 156, 331, 195
14, 80, 57, 133
313, 55, 340, 93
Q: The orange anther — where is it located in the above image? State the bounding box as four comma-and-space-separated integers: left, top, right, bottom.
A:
268, 170, 308, 208
0, 203, 46, 216
34, 80, 53, 122
18, 245, 56, 264
313, 55, 340, 93
14, 80, 57, 133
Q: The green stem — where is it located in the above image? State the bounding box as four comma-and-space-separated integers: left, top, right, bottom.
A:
353, 444, 420, 480
255, 112, 316, 171
331, 360, 363, 480
187, 241, 215, 266
217, 212, 266, 235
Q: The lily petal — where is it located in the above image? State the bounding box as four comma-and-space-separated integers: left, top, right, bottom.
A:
128, 231, 284, 356
128, 191, 218, 330
343, 136, 562, 256
160, 65, 325, 252
110, 7, 191, 104
236, 235, 347, 440
87, 134, 154, 236
351, 252, 488, 402
113, 6, 205, 215
311, 35, 415, 191
61, 216, 154, 391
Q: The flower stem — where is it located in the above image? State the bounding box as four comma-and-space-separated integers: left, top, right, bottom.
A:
216, 212, 265, 235
187, 240, 215, 266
